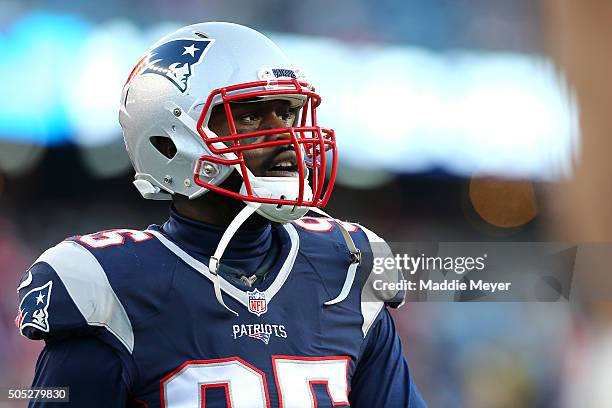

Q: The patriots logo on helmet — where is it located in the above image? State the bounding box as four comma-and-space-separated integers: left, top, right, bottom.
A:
129, 39, 213, 93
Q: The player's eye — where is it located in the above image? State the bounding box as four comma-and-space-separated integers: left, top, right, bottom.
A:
237, 113, 261, 126
278, 109, 297, 124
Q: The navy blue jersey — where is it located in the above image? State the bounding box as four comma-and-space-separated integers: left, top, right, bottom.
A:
17, 213, 426, 407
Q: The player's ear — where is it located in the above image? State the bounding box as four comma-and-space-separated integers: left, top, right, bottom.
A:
150, 136, 177, 159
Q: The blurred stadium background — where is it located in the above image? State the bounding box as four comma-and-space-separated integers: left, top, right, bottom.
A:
0, 1, 586, 407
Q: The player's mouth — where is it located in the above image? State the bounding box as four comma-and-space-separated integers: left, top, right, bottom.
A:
266, 150, 299, 177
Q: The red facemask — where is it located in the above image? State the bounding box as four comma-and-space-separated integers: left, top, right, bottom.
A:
194, 79, 338, 208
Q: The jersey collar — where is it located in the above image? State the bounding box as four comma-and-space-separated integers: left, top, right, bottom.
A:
147, 223, 299, 313
161, 206, 272, 274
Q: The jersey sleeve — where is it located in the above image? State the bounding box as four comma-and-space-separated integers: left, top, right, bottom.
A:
16, 240, 135, 354
356, 224, 405, 337
349, 308, 427, 407
360, 225, 405, 306
29, 336, 129, 408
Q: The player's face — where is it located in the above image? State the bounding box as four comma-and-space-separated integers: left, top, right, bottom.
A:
208, 100, 302, 177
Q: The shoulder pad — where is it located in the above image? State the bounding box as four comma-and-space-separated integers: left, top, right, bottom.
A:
16, 240, 134, 353
356, 224, 406, 336
292, 217, 405, 336
290, 217, 363, 296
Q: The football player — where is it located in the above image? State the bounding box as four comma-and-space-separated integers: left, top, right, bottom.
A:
16, 22, 427, 407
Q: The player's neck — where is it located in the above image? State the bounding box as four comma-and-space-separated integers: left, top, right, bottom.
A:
172, 193, 270, 230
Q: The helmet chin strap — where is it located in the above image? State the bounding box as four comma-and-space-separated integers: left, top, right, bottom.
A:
207, 192, 360, 316
310, 207, 362, 306
208, 202, 261, 316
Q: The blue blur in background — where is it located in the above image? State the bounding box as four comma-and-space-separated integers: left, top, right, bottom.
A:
0, 2, 574, 407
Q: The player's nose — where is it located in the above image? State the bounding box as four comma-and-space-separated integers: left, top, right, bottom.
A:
261, 112, 291, 141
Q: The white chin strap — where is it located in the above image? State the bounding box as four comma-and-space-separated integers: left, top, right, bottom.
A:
208, 202, 261, 316
207, 202, 362, 316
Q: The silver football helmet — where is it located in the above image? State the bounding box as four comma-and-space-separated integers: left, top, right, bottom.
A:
119, 22, 337, 223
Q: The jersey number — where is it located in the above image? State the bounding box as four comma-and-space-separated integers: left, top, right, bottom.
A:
293, 217, 358, 233
78, 229, 152, 248
161, 356, 350, 408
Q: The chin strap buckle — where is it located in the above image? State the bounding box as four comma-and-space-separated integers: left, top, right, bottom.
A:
240, 275, 258, 287
350, 248, 362, 264
209, 256, 220, 276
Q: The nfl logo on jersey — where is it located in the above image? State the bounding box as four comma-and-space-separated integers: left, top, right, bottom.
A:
248, 289, 267, 316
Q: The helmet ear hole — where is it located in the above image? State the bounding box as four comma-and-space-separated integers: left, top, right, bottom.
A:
150, 136, 177, 159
